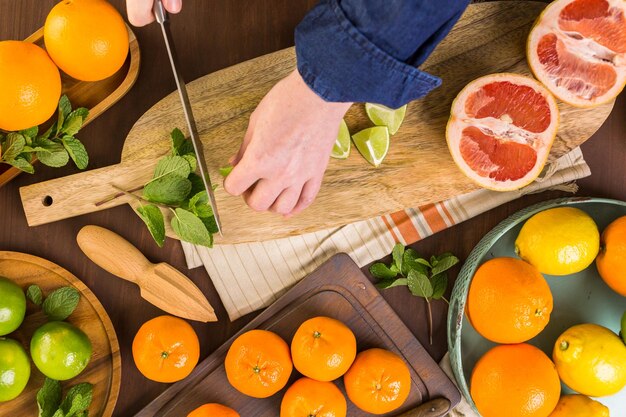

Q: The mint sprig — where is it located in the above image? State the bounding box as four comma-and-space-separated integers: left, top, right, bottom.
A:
0, 95, 89, 173
37, 378, 93, 417
370, 244, 459, 344
26, 285, 80, 321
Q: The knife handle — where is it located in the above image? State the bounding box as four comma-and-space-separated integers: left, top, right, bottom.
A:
396, 398, 451, 417
77, 225, 153, 285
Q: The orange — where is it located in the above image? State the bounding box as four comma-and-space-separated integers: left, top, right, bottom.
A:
44, 0, 129, 81
291, 316, 357, 382
187, 403, 240, 417
280, 377, 347, 417
225, 329, 293, 398
132, 315, 200, 383
471, 344, 561, 417
0, 41, 61, 131
343, 348, 411, 415
466, 257, 553, 344
446, 73, 558, 191
596, 215, 626, 296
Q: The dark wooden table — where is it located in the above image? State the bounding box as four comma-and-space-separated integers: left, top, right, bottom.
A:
1, 1, 624, 415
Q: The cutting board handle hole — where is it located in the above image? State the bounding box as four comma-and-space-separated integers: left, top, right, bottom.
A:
42, 196, 53, 207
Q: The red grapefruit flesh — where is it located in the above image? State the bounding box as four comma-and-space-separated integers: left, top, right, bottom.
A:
446, 74, 559, 191
527, 0, 626, 107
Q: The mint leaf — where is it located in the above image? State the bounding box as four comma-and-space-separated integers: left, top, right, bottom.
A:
171, 128, 194, 156
2, 133, 26, 161
402, 248, 429, 276
183, 154, 197, 172
416, 258, 431, 268
8, 155, 34, 173
171, 208, 213, 247
42, 287, 80, 320
61, 108, 89, 136
219, 166, 233, 177
39, 123, 56, 141
144, 174, 191, 205
152, 155, 191, 180
431, 255, 459, 276
407, 269, 433, 298
369, 263, 397, 280
37, 378, 62, 417
188, 191, 213, 218
376, 278, 408, 289
392, 243, 404, 273
20, 126, 38, 140
137, 205, 165, 247
187, 173, 205, 196
59, 383, 93, 417
431, 273, 448, 300
200, 215, 219, 234
27, 285, 43, 306
52, 410, 64, 417
61, 136, 89, 169
36, 140, 69, 168
57, 95, 72, 134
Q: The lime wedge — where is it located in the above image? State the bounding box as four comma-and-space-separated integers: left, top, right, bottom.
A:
352, 126, 390, 167
365, 103, 407, 135
331, 119, 351, 159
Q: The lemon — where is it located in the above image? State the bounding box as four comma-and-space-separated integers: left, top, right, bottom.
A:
515, 207, 599, 275
352, 126, 390, 167
553, 323, 626, 397
548, 395, 609, 417
365, 103, 407, 135
331, 119, 350, 159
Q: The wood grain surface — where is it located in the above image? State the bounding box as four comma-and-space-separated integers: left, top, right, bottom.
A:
135, 254, 460, 417
0, 252, 121, 417
18, 2, 614, 244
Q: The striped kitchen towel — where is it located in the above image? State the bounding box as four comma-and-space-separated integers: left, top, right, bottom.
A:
181, 146, 590, 321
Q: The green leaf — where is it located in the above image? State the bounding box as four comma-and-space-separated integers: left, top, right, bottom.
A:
415, 258, 431, 268
151, 155, 191, 181
431, 255, 459, 276
431, 273, 448, 300
188, 191, 213, 218
61, 114, 83, 136
61, 136, 89, 169
2, 133, 26, 161
137, 205, 165, 247
200, 215, 219, 234
42, 287, 80, 320
171, 208, 213, 247
143, 174, 192, 205
171, 128, 194, 156
407, 269, 433, 298
7, 155, 35, 173
187, 173, 205, 197
20, 126, 38, 140
369, 263, 397, 280
183, 154, 197, 172
59, 383, 93, 417
36, 140, 69, 168
39, 123, 56, 141
37, 378, 62, 417
430, 255, 438, 267
219, 166, 233, 177
390, 264, 400, 274
26, 284, 43, 306
376, 278, 408, 289
52, 410, 64, 417
57, 95, 72, 134
23, 146, 52, 153
392, 243, 404, 273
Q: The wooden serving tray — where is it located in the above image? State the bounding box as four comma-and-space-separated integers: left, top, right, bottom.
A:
0, 251, 121, 417
0, 25, 140, 188
136, 253, 460, 417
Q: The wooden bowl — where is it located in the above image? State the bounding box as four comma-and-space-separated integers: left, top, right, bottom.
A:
0, 25, 140, 188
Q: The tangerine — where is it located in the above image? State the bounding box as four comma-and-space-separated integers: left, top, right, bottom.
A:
280, 377, 347, 417
596, 215, 626, 296
187, 403, 240, 417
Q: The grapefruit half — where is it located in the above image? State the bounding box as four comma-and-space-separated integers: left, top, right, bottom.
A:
527, 0, 626, 107
446, 73, 559, 191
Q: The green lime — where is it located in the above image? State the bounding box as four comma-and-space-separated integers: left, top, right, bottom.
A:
0, 276, 26, 336
0, 338, 31, 402
352, 126, 390, 167
365, 103, 407, 135
331, 119, 350, 159
621, 311, 626, 345
30, 321, 92, 381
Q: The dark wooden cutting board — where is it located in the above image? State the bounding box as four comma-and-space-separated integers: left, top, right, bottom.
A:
135, 253, 460, 416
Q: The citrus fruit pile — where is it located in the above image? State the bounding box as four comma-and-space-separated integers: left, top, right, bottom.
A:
467, 207, 626, 417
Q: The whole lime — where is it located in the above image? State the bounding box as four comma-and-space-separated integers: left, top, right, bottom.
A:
0, 276, 26, 336
30, 321, 92, 381
0, 338, 31, 402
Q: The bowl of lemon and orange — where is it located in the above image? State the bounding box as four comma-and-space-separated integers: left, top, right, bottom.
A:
449, 197, 626, 417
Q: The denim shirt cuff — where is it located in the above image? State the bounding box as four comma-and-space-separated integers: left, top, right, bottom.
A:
295, 0, 442, 108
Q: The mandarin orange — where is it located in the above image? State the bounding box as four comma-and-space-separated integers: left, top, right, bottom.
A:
280, 377, 347, 417
187, 403, 240, 417
596, 215, 626, 296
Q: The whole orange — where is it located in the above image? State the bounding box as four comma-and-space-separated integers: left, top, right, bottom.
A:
44, 0, 129, 81
225, 329, 293, 398
343, 348, 411, 414
471, 343, 561, 417
291, 316, 357, 382
596, 216, 626, 296
280, 377, 347, 417
187, 403, 240, 417
0, 41, 61, 131
466, 257, 553, 344
132, 315, 200, 383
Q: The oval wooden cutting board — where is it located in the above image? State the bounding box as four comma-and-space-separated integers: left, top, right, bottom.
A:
20, 1, 615, 245
0, 252, 121, 417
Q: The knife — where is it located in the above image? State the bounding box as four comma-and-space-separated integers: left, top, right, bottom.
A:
153, 0, 223, 236
396, 398, 451, 417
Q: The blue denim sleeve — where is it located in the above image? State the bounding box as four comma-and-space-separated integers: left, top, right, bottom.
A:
295, 0, 470, 108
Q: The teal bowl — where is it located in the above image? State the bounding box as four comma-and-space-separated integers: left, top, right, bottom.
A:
448, 197, 626, 416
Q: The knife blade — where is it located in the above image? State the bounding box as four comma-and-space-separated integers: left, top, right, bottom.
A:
395, 398, 451, 417
153, 0, 223, 236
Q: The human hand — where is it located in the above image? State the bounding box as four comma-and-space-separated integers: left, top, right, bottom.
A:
224, 70, 352, 216
125, 0, 182, 27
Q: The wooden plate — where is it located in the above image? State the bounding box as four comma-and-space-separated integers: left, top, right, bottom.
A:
448, 197, 626, 416
137, 253, 460, 416
0, 25, 141, 188
0, 251, 121, 417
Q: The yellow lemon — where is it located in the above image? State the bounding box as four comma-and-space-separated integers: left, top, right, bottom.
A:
515, 207, 599, 275
548, 395, 609, 417
553, 323, 626, 397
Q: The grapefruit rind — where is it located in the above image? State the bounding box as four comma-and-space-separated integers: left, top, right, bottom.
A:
446, 73, 559, 192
